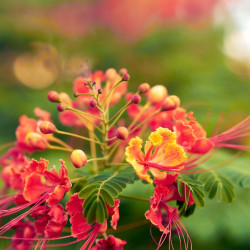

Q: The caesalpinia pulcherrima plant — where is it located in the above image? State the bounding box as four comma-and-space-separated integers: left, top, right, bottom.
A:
0, 68, 249, 249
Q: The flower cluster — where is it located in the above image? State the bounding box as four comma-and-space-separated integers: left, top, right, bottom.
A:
0, 68, 249, 249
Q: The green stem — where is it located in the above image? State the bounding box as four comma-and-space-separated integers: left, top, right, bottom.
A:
47, 144, 72, 152
66, 106, 104, 121
56, 130, 103, 145
129, 108, 161, 134
119, 194, 149, 202
108, 101, 132, 128
70, 177, 88, 183
102, 80, 123, 107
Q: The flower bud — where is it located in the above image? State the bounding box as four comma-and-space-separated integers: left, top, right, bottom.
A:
70, 149, 87, 168
162, 95, 180, 111
89, 99, 97, 108
98, 88, 103, 94
105, 68, 117, 80
48, 91, 60, 103
119, 68, 128, 75
73, 91, 79, 97
131, 94, 141, 104
25, 132, 48, 150
57, 103, 66, 112
39, 121, 57, 134
138, 83, 150, 94
147, 85, 168, 104
59, 92, 72, 105
116, 127, 129, 140
122, 73, 130, 81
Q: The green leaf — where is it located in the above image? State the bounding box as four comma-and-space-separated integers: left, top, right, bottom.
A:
198, 171, 235, 203
96, 201, 105, 224
79, 171, 135, 225
78, 184, 99, 199
177, 181, 184, 196
101, 188, 115, 207
86, 201, 97, 225
177, 174, 205, 208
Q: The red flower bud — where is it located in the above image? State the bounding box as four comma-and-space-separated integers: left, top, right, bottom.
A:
162, 95, 180, 111
98, 88, 103, 94
119, 68, 128, 75
48, 91, 60, 103
70, 149, 87, 168
57, 103, 66, 112
131, 94, 141, 104
73, 92, 79, 97
25, 132, 48, 150
59, 92, 72, 105
138, 83, 150, 93
39, 121, 57, 134
90, 99, 97, 108
148, 85, 168, 104
116, 127, 129, 140
122, 73, 130, 81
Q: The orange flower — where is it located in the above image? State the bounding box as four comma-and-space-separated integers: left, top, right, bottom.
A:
125, 128, 187, 183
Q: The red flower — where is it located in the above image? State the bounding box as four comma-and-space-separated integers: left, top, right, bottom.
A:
0, 147, 29, 191
66, 193, 106, 249
92, 235, 127, 250
0, 159, 71, 235
23, 159, 71, 206
107, 199, 120, 230
126, 128, 187, 182
15, 108, 52, 153
30, 204, 67, 238
11, 220, 36, 250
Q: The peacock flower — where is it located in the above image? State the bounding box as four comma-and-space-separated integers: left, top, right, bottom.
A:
0, 159, 71, 235
15, 108, 52, 153
145, 174, 192, 249
30, 204, 68, 248
0, 147, 29, 191
66, 193, 107, 249
11, 220, 36, 250
92, 235, 127, 250
125, 127, 187, 183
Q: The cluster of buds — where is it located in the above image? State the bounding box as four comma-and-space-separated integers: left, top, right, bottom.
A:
0, 68, 249, 250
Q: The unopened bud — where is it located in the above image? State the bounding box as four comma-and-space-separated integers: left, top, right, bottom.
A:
70, 149, 87, 168
25, 132, 48, 150
57, 103, 66, 112
162, 95, 180, 111
89, 99, 97, 108
116, 127, 129, 140
122, 73, 130, 81
39, 121, 56, 134
148, 85, 168, 104
48, 91, 60, 103
59, 92, 72, 105
73, 92, 79, 97
98, 88, 103, 94
131, 94, 141, 104
138, 83, 150, 94
119, 68, 127, 75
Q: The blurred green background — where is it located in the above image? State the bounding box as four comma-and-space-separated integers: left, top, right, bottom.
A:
0, 0, 249, 249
